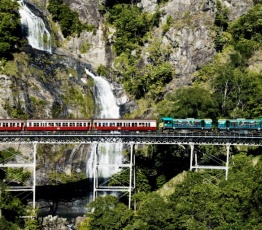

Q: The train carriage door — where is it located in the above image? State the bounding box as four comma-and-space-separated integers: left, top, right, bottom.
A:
21, 121, 25, 131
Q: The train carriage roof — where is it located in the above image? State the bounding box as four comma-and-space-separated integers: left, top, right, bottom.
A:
26, 119, 92, 122
93, 119, 157, 122
0, 119, 25, 122
161, 117, 173, 121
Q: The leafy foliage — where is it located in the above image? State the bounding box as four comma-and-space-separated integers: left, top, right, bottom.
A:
157, 86, 217, 119
47, 0, 96, 38
84, 153, 262, 229
0, 0, 21, 59
214, 1, 229, 52
229, 4, 262, 59
0, 183, 26, 223
86, 196, 133, 229
107, 4, 162, 56
122, 41, 174, 100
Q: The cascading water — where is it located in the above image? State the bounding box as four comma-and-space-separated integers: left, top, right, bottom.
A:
85, 69, 123, 186
18, 0, 52, 53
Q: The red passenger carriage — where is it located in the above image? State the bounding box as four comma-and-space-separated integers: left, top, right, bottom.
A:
93, 119, 157, 132
0, 119, 25, 131
26, 119, 92, 131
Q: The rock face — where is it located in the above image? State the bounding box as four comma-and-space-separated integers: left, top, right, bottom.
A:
25, 0, 254, 87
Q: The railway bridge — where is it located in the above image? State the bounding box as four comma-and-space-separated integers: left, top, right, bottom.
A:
0, 131, 262, 210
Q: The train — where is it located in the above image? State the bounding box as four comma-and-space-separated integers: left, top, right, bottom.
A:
0, 118, 157, 132
0, 117, 261, 133
160, 117, 262, 133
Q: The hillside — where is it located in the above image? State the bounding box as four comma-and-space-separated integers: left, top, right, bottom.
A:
0, 0, 262, 228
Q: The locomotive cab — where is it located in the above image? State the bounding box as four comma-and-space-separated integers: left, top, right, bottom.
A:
159, 117, 173, 130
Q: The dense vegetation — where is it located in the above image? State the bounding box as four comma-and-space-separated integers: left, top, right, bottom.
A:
47, 0, 96, 38
104, 3, 174, 101
0, 148, 39, 229
79, 153, 262, 229
157, 3, 262, 120
102, 1, 262, 119
0, 0, 22, 60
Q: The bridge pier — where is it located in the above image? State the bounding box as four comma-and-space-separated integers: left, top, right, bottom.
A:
189, 143, 231, 180
92, 142, 135, 208
0, 142, 37, 217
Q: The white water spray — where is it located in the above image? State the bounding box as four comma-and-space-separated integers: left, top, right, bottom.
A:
85, 69, 123, 179
18, 0, 52, 53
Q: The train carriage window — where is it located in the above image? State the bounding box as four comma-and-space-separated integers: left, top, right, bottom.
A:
132, 123, 137, 127
83, 123, 86, 126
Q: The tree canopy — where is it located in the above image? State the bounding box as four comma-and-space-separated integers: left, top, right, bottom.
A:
0, 0, 21, 59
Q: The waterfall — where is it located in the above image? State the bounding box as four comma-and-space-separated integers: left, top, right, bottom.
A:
85, 69, 123, 180
18, 0, 52, 53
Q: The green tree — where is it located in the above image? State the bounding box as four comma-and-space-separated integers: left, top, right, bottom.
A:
48, 0, 95, 38
0, 0, 21, 58
129, 192, 175, 230
0, 216, 20, 230
169, 86, 217, 118
86, 196, 133, 230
